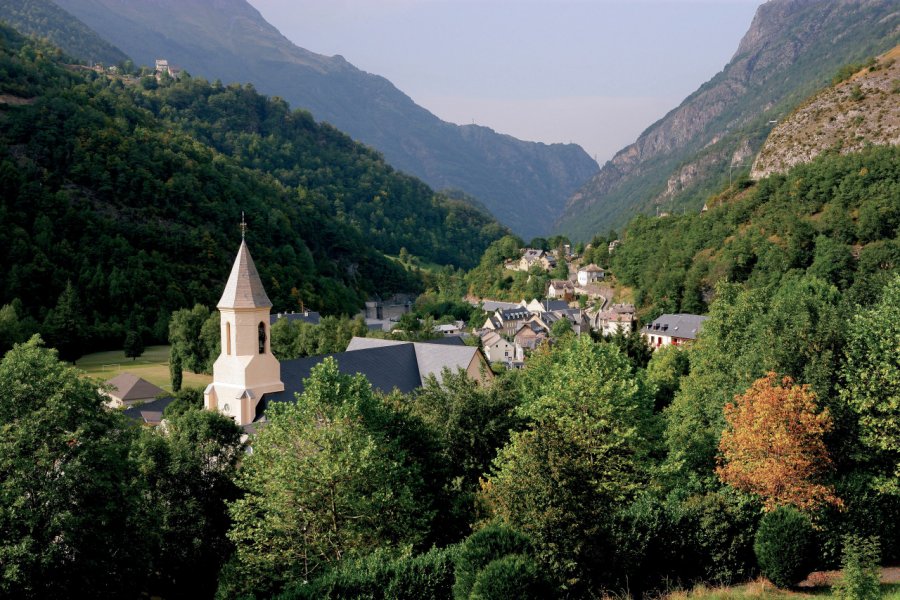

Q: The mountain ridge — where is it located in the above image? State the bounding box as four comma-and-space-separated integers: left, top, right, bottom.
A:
52, 0, 598, 237
555, 0, 900, 240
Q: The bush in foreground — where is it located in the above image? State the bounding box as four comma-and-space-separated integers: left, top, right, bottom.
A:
754, 506, 815, 588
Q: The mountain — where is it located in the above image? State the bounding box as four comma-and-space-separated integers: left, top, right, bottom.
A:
0, 23, 507, 354
0, 0, 126, 65
556, 0, 900, 241
752, 45, 900, 179
51, 0, 599, 238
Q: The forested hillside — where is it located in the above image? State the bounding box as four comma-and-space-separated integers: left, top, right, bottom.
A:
0, 0, 126, 65
611, 145, 900, 316
0, 24, 505, 357
51, 0, 599, 238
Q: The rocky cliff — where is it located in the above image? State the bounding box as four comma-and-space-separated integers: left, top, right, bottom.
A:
752, 45, 900, 179
556, 0, 900, 241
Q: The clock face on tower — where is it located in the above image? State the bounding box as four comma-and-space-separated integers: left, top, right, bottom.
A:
223, 404, 230, 412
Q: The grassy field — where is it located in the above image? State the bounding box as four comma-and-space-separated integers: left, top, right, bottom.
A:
76, 345, 211, 393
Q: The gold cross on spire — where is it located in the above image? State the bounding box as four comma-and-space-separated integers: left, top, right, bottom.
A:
241, 211, 246, 240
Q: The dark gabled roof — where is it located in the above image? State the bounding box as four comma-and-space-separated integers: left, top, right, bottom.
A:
641, 313, 709, 340
498, 308, 531, 321
269, 311, 321, 326
541, 299, 570, 311
122, 395, 175, 424
258, 337, 484, 421
218, 240, 272, 309
261, 344, 423, 411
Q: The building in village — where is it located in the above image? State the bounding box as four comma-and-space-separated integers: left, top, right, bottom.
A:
204, 240, 492, 426
577, 264, 605, 286
103, 372, 166, 408
480, 330, 517, 364
641, 313, 708, 349
548, 279, 575, 300
593, 303, 636, 336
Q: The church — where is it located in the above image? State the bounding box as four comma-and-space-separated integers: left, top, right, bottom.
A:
204, 239, 492, 426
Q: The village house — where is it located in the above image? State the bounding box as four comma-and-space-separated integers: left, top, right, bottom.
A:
514, 321, 548, 352
483, 306, 532, 337
103, 373, 165, 408
548, 279, 575, 300
594, 303, 636, 336
433, 321, 466, 336
521, 298, 569, 314
154, 58, 182, 79
641, 313, 708, 349
505, 248, 558, 272
577, 264, 605, 286
480, 330, 516, 364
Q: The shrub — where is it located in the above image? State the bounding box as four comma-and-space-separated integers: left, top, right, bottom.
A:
469, 554, 554, 600
387, 546, 459, 600
833, 535, 881, 600
276, 546, 459, 600
453, 525, 533, 600
754, 507, 816, 588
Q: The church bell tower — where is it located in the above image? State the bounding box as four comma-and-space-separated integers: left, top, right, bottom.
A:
204, 235, 284, 425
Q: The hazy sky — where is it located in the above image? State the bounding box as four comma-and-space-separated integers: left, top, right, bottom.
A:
248, 0, 761, 164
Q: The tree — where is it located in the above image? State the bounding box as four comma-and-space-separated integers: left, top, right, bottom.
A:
410, 372, 522, 542
41, 281, 87, 363
135, 407, 244, 598
0, 336, 147, 598
169, 346, 183, 392
841, 275, 900, 494
168, 305, 214, 375
221, 359, 431, 598
480, 337, 656, 591
550, 316, 573, 338
717, 373, 841, 512
646, 344, 690, 411
123, 329, 144, 361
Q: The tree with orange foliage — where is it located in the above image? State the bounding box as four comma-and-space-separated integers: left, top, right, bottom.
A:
716, 372, 841, 512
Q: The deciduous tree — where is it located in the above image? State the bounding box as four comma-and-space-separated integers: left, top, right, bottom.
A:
0, 336, 147, 598
840, 275, 900, 494
221, 359, 431, 598
717, 372, 840, 511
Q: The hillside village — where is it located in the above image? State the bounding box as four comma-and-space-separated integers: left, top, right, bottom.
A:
1, 3, 899, 600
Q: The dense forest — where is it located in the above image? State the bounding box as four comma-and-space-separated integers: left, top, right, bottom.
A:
611, 145, 900, 318
0, 24, 506, 357
3, 268, 898, 597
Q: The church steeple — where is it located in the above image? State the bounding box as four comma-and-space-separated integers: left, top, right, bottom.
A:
204, 234, 284, 426
217, 240, 273, 309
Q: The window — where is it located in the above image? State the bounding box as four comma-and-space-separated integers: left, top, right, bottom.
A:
258, 322, 266, 354
226, 321, 232, 355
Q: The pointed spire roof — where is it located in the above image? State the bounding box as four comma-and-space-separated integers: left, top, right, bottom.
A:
218, 240, 273, 309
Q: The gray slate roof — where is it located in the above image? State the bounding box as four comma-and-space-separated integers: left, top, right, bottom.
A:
122, 395, 175, 424
269, 311, 321, 326
642, 313, 709, 340
480, 300, 521, 312
498, 308, 531, 321
259, 337, 480, 420
218, 240, 272, 309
